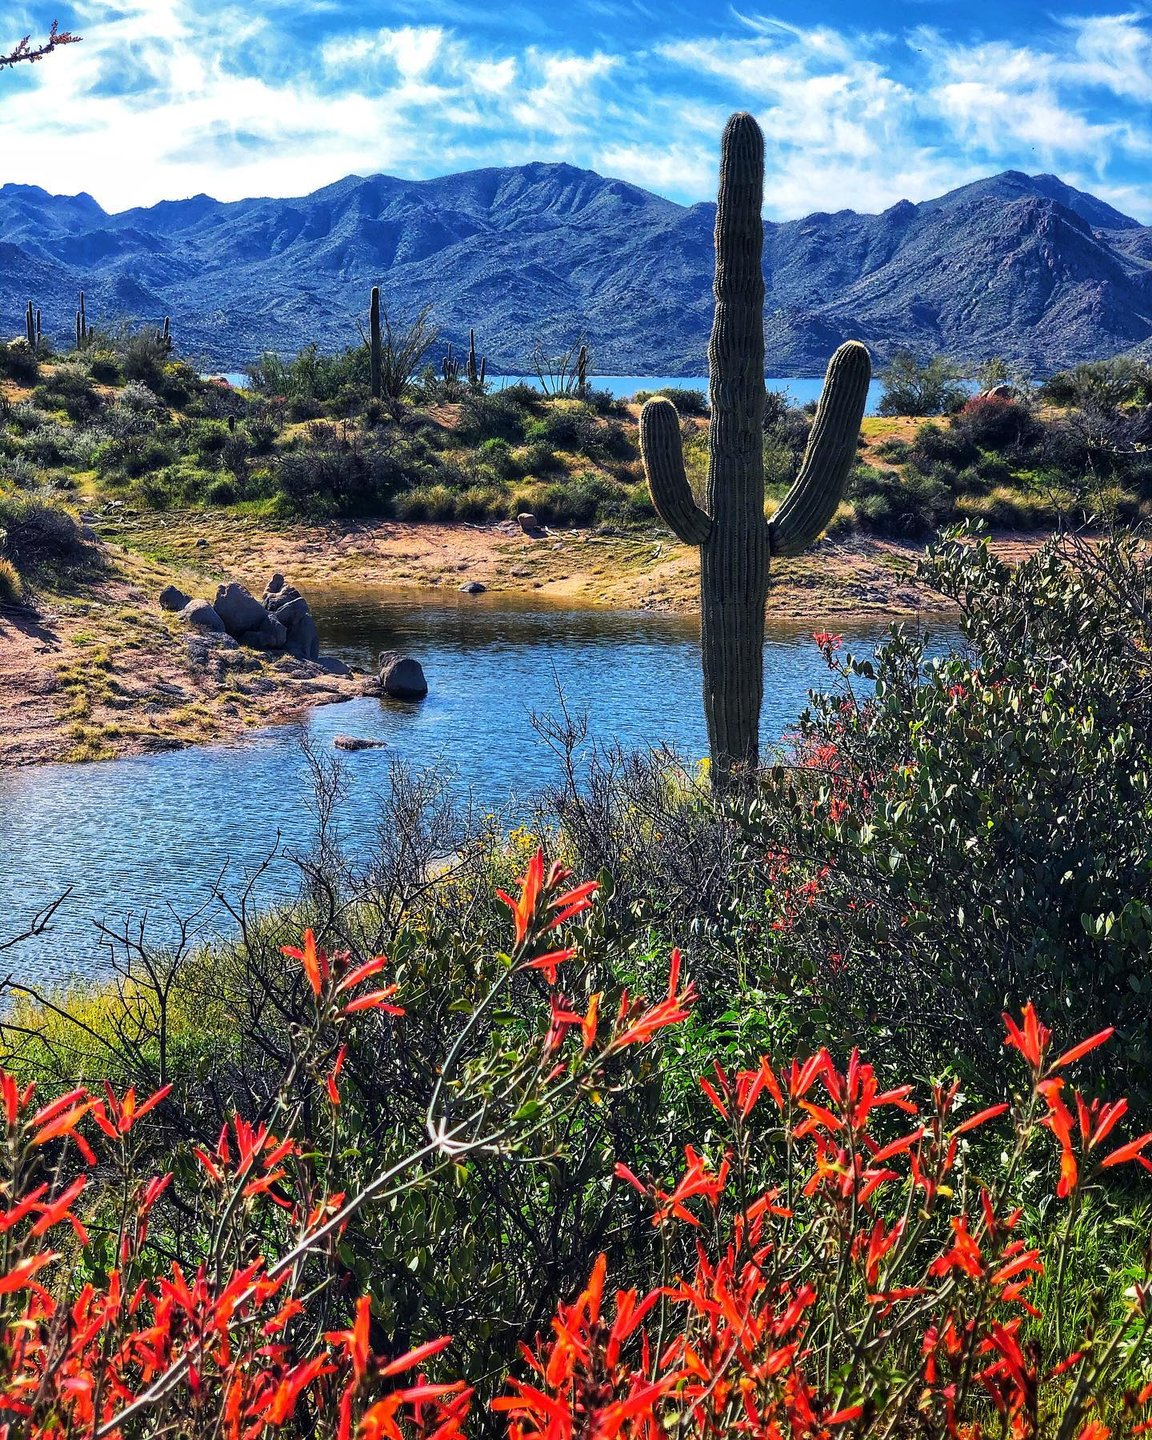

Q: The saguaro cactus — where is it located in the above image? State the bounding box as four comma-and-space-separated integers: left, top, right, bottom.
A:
369, 286, 382, 399
640, 112, 871, 787
24, 301, 35, 348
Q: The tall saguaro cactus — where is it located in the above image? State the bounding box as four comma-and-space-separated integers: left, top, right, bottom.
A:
369, 286, 382, 400
640, 113, 871, 787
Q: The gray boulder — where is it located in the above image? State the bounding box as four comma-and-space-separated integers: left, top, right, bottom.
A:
262, 573, 286, 605
179, 598, 225, 633
240, 613, 288, 650
314, 654, 352, 677
266, 585, 302, 613
459, 581, 486, 594
213, 582, 267, 637
379, 651, 428, 699
286, 613, 320, 662
159, 584, 189, 612
334, 734, 387, 751
517, 512, 546, 535
272, 594, 310, 629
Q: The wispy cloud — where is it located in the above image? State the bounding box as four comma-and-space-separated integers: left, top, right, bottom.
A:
0, 2, 1148, 222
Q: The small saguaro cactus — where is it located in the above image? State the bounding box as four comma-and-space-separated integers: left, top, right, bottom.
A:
639, 112, 871, 788
24, 300, 35, 348
442, 343, 460, 384
576, 343, 588, 397
160, 315, 171, 353
370, 286, 382, 400
466, 328, 485, 390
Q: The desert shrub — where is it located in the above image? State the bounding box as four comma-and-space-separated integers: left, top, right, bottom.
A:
872, 436, 912, 462
878, 350, 968, 416
517, 438, 560, 475
0, 455, 38, 488
20, 422, 73, 467
1043, 357, 1151, 411
86, 348, 123, 384
96, 433, 178, 480
0, 556, 22, 603
848, 462, 952, 535
245, 398, 284, 452
0, 339, 40, 385
32, 364, 103, 422
458, 392, 531, 445
0, 493, 92, 576
5, 399, 45, 434
119, 329, 175, 389
634, 385, 708, 416
205, 476, 237, 505
908, 420, 979, 472
742, 528, 1152, 1110
275, 435, 413, 518
953, 394, 1040, 450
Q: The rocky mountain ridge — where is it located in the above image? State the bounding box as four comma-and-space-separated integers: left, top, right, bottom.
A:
1, 163, 1149, 376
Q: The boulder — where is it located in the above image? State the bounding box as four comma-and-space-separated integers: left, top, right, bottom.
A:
517, 512, 544, 535
240, 613, 288, 650
286, 613, 321, 662
334, 735, 388, 751
314, 655, 353, 678
271, 594, 310, 629
266, 585, 302, 613
159, 584, 190, 612
459, 581, 487, 594
263, 573, 286, 603
213, 582, 268, 636
379, 651, 428, 699
179, 598, 225, 633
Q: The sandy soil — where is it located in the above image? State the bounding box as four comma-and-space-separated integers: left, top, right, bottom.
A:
0, 511, 1051, 769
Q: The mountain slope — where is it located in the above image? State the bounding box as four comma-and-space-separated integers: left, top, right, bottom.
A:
0, 165, 1149, 375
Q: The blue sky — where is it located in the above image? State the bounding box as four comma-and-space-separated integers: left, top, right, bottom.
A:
2, 0, 1150, 221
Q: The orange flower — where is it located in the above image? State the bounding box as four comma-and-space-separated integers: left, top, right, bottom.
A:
497, 848, 545, 949
1002, 1002, 1050, 1069
282, 929, 329, 996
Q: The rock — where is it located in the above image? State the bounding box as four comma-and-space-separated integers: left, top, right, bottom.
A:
194, 538, 208, 548
266, 585, 302, 612
333, 735, 388, 751
286, 613, 321, 662
240, 613, 288, 649
265, 572, 286, 597
314, 655, 353, 678
271, 594, 310, 629
179, 598, 225, 633
159, 584, 190, 612
459, 581, 487, 594
213, 582, 268, 636
80, 524, 99, 542
517, 512, 545, 535
379, 651, 428, 699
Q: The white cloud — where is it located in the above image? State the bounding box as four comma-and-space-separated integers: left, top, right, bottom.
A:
0, 2, 1148, 223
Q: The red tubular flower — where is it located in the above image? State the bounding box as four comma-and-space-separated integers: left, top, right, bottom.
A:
1002, 1002, 1050, 1069
497, 848, 545, 950
282, 929, 329, 996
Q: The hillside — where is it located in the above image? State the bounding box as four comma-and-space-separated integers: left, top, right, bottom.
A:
1, 164, 1151, 375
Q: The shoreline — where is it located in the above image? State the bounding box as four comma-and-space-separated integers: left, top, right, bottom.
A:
0, 514, 1047, 770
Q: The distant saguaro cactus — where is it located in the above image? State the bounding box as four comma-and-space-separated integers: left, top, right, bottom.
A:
24, 301, 34, 348
75, 290, 89, 349
442, 343, 460, 384
576, 343, 588, 397
370, 286, 382, 400
466, 328, 486, 390
639, 113, 870, 787
160, 315, 171, 353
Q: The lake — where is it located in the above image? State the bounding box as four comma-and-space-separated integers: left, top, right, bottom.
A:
0, 590, 949, 989
209, 373, 888, 414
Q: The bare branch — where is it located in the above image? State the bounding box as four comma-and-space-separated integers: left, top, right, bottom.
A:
1, 20, 81, 69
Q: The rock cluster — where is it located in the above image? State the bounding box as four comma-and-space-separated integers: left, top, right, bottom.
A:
167, 574, 333, 668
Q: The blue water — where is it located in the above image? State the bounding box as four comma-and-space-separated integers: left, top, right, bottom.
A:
0, 591, 948, 988
207, 373, 888, 415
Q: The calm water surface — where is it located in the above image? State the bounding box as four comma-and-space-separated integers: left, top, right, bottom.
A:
211, 373, 888, 414
0, 591, 947, 988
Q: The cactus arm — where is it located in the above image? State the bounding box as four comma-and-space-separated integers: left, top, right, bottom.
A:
640, 396, 712, 546
768, 340, 871, 557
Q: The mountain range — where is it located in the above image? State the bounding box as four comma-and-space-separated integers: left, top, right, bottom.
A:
1, 163, 1150, 376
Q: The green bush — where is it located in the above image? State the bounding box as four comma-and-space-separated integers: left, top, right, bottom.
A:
32, 365, 103, 422
0, 556, 22, 604
634, 385, 708, 416
878, 350, 968, 416
0, 340, 40, 386
848, 462, 952, 535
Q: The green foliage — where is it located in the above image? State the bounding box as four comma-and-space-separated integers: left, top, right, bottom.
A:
1042, 357, 1152, 411
878, 350, 969, 416
742, 527, 1152, 1109
634, 385, 708, 416
32, 364, 102, 422
0, 339, 40, 385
